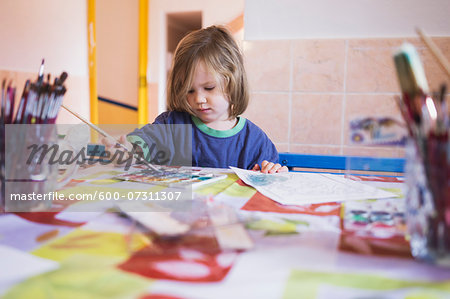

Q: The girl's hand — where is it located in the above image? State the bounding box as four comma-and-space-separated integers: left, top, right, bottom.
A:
252, 160, 289, 173
100, 135, 135, 165
101, 135, 133, 151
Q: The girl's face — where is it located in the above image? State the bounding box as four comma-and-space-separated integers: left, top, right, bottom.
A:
187, 61, 235, 130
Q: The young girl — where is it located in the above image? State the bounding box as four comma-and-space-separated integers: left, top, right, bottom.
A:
108, 25, 287, 174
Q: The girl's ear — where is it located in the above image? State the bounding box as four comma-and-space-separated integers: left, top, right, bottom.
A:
229, 104, 235, 117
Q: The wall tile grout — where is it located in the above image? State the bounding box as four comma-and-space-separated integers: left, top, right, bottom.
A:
287, 40, 294, 152
340, 39, 349, 155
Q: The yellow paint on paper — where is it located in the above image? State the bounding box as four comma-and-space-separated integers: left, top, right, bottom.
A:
90, 179, 122, 185
32, 229, 147, 262
247, 219, 298, 235
223, 182, 257, 198
195, 173, 239, 195
283, 270, 450, 299
381, 187, 403, 198
3, 255, 151, 299
77, 171, 123, 180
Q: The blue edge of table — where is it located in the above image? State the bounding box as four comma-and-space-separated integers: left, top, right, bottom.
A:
279, 152, 405, 174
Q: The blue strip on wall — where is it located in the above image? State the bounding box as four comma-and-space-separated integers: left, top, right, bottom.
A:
98, 96, 138, 111
279, 152, 405, 173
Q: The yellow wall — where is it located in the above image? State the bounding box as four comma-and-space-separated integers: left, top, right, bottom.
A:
98, 101, 138, 124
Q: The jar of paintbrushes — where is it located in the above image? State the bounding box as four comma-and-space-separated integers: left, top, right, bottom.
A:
394, 35, 450, 266
1, 60, 75, 212
404, 132, 449, 266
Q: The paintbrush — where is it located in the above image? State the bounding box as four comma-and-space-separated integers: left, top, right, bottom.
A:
61, 104, 160, 171
416, 28, 450, 79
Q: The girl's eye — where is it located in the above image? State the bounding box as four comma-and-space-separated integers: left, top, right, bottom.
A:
187, 89, 194, 94
205, 86, 215, 91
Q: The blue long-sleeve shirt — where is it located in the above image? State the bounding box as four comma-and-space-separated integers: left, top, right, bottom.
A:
127, 111, 278, 169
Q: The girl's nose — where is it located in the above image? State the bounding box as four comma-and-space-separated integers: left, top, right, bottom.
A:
196, 94, 207, 103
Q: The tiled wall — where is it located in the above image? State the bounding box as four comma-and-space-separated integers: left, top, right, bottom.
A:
242, 37, 450, 157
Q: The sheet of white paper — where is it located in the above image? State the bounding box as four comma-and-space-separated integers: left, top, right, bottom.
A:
0, 245, 59, 294
116, 201, 190, 236
55, 200, 116, 222
230, 167, 397, 205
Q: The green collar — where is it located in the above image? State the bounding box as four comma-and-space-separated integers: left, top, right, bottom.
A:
191, 115, 246, 138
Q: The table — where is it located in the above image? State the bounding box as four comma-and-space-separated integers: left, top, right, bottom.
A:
1, 165, 450, 299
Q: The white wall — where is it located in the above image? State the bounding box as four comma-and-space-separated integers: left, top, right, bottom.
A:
148, 0, 244, 113
0, 0, 89, 123
0, 0, 88, 76
245, 0, 450, 40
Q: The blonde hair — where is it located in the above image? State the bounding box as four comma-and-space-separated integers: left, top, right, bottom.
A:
167, 25, 249, 118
